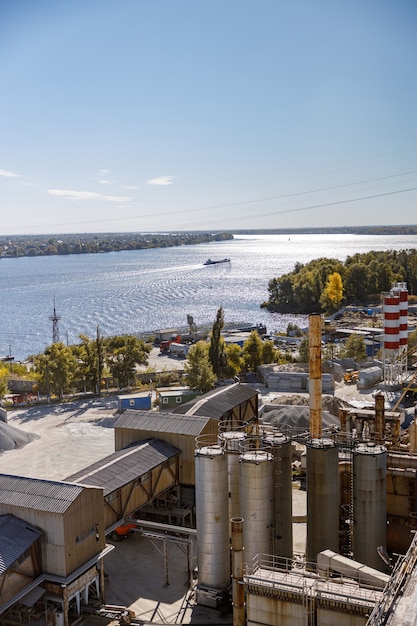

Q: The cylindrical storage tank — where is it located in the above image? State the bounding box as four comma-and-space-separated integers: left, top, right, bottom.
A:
383, 293, 400, 351
306, 439, 339, 564
262, 431, 293, 560
240, 447, 274, 566
353, 443, 387, 571
399, 285, 408, 351
218, 430, 246, 523
195, 438, 230, 589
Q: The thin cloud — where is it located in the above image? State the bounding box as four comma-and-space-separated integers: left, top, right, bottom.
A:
48, 189, 132, 202
120, 184, 139, 190
147, 176, 175, 186
0, 168, 20, 178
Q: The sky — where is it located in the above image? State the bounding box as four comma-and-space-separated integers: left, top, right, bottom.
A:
1, 0, 417, 235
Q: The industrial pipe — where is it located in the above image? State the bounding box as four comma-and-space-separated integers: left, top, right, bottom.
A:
231, 517, 245, 626
309, 313, 323, 439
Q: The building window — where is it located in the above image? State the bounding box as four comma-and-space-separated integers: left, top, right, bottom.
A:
129, 399, 135, 406
162, 397, 168, 404
176, 397, 182, 403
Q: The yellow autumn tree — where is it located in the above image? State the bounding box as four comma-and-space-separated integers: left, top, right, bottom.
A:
320, 272, 344, 313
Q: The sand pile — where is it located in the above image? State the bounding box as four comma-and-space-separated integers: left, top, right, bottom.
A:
0, 422, 38, 452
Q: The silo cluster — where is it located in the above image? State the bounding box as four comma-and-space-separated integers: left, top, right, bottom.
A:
195, 422, 294, 593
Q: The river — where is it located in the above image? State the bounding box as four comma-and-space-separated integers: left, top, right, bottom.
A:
2, 233, 417, 361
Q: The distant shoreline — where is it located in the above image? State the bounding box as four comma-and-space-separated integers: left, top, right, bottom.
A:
1, 225, 416, 260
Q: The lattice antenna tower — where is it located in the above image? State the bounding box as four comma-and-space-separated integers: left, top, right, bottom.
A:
49, 301, 61, 344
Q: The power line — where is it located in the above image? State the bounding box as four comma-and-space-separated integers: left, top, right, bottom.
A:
1, 171, 417, 232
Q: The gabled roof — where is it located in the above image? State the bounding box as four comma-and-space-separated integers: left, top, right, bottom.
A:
0, 474, 84, 514
173, 383, 258, 418
65, 439, 179, 495
113, 410, 212, 436
0, 514, 42, 575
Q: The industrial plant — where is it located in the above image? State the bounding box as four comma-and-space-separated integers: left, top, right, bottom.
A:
1, 283, 417, 625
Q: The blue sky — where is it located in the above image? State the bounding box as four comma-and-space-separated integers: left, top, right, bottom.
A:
1, 0, 417, 234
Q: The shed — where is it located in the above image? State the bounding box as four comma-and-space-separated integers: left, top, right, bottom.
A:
0, 474, 105, 578
65, 439, 180, 530
0, 474, 110, 626
0, 514, 43, 610
173, 382, 259, 426
154, 328, 179, 343
113, 411, 218, 485
117, 392, 152, 411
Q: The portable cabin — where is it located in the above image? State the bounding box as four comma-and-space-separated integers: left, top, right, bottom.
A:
158, 388, 199, 410
117, 392, 152, 411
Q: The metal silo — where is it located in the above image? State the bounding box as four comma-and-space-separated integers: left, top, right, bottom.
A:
195, 436, 230, 590
262, 431, 293, 559
218, 428, 247, 523
306, 439, 339, 564
353, 442, 387, 571
240, 444, 274, 566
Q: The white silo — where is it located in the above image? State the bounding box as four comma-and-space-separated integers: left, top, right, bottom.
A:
262, 431, 293, 560
353, 442, 387, 572
195, 436, 230, 590
218, 426, 247, 523
240, 444, 274, 566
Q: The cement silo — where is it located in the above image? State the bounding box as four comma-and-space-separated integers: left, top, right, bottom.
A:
262, 430, 293, 560
195, 436, 230, 590
306, 438, 340, 563
218, 423, 247, 523
353, 443, 387, 571
240, 443, 274, 566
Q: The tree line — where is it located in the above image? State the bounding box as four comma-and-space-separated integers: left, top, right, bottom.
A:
264, 249, 417, 315
0, 231, 233, 258
1, 309, 295, 400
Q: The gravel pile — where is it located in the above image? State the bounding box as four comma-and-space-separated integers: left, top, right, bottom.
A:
261, 405, 339, 430
0, 422, 38, 452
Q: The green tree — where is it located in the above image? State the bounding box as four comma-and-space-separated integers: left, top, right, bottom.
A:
75, 334, 98, 392
96, 326, 105, 392
32, 342, 77, 398
341, 334, 367, 362
209, 307, 227, 380
224, 343, 244, 379
298, 337, 309, 363
261, 340, 278, 364
105, 335, 150, 388
184, 341, 216, 393
242, 331, 264, 372
320, 272, 344, 313
0, 364, 9, 398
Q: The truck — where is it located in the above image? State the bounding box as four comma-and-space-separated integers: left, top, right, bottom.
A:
159, 334, 182, 353
169, 342, 189, 358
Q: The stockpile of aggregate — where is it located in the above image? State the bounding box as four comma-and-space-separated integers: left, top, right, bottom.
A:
0, 422, 38, 452
261, 405, 339, 430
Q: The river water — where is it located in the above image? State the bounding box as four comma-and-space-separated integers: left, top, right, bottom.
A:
2, 233, 417, 361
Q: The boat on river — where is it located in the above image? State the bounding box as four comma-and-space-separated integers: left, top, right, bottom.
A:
203, 258, 231, 266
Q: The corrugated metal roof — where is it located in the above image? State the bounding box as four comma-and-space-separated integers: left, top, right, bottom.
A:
173, 383, 258, 418
65, 439, 179, 495
0, 474, 84, 514
113, 410, 211, 435
0, 514, 42, 575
